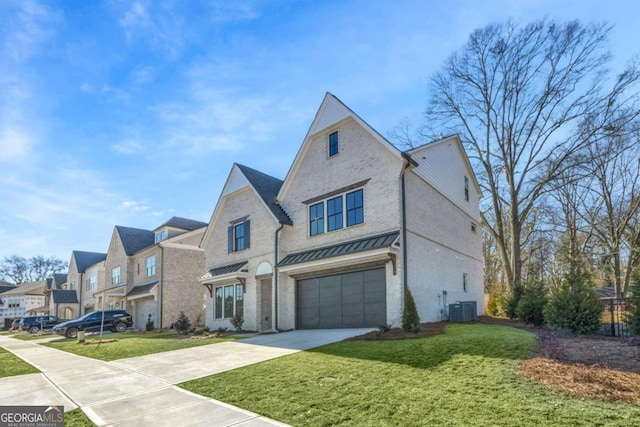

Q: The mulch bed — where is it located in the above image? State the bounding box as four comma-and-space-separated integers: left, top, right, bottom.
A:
346, 322, 446, 341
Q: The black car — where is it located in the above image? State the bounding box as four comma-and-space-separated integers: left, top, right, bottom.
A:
19, 316, 62, 334
52, 310, 133, 339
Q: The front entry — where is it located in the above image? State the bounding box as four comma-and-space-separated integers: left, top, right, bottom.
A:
260, 278, 273, 332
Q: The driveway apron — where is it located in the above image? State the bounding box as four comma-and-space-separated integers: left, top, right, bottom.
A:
0, 329, 371, 426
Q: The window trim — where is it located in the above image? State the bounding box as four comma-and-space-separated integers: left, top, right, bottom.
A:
146, 255, 156, 277
112, 266, 121, 286
213, 283, 244, 319
308, 188, 365, 237
228, 220, 251, 253
155, 230, 167, 243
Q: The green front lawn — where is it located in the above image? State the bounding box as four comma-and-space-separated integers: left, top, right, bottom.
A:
181, 324, 640, 426
43, 331, 240, 361
65, 408, 95, 427
10, 332, 57, 341
0, 347, 39, 378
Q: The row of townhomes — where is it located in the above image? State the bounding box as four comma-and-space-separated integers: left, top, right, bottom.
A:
1, 93, 484, 331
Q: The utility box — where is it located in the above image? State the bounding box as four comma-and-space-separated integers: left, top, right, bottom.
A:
449, 301, 478, 322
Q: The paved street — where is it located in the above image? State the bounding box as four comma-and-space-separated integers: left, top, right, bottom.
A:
0, 329, 371, 426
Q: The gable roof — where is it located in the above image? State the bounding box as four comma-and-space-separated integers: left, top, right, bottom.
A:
115, 226, 155, 256
278, 92, 405, 200
236, 164, 292, 225
72, 251, 107, 273
53, 274, 67, 287
1, 281, 46, 296
0, 285, 17, 294
157, 217, 208, 231
52, 289, 78, 304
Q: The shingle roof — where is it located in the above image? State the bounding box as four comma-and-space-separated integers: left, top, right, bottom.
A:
45, 278, 53, 290
72, 251, 107, 272
52, 289, 78, 304
53, 273, 67, 287
115, 226, 155, 255
201, 261, 248, 281
159, 217, 208, 231
278, 231, 400, 267
0, 285, 17, 294
126, 281, 159, 297
1, 281, 46, 295
236, 164, 292, 225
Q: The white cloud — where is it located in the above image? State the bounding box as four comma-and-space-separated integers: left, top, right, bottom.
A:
0, 125, 34, 163
132, 65, 154, 85
3, 0, 61, 63
119, 1, 150, 36
111, 139, 144, 155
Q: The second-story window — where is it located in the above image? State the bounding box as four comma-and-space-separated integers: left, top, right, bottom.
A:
329, 131, 339, 157
308, 188, 365, 236
146, 256, 156, 276
112, 267, 121, 286
85, 275, 96, 291
228, 220, 250, 253
155, 230, 167, 243
464, 176, 469, 201
309, 202, 325, 236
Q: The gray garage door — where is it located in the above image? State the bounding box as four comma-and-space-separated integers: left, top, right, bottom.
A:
296, 268, 386, 329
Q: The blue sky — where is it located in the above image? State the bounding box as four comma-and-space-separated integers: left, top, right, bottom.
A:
0, 0, 637, 262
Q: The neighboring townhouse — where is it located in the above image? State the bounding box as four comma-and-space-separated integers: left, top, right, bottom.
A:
100, 217, 207, 329
67, 251, 107, 315
48, 273, 79, 319
200, 164, 292, 332
0, 281, 46, 328
201, 93, 483, 331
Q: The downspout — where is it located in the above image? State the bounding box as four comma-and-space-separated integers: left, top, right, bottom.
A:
78, 272, 83, 315
401, 171, 408, 291
159, 246, 164, 328
274, 224, 284, 331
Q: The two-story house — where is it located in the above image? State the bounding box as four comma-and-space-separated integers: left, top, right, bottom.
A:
200, 93, 484, 331
66, 251, 107, 316
100, 217, 207, 329
0, 281, 46, 327
47, 273, 79, 319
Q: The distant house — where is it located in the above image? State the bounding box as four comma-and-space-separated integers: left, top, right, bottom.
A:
0, 281, 46, 328
99, 217, 208, 329
200, 93, 484, 331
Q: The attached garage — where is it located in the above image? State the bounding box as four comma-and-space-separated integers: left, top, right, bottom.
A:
296, 267, 386, 329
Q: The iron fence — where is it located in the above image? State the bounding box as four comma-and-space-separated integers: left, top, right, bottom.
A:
599, 298, 630, 337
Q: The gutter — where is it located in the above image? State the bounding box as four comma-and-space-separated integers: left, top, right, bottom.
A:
159, 246, 164, 328
274, 224, 285, 331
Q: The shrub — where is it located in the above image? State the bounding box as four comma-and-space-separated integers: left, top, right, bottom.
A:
174, 311, 192, 335
379, 324, 392, 333
625, 270, 640, 335
515, 282, 548, 326
216, 326, 229, 334
230, 315, 244, 331
544, 272, 603, 334
145, 314, 154, 332
487, 289, 509, 317
505, 287, 523, 320
402, 287, 421, 333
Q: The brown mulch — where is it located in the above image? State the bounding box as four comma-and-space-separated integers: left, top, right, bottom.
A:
350, 316, 640, 405
346, 322, 446, 341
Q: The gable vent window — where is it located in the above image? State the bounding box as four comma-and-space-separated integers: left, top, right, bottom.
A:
328, 131, 339, 157
228, 220, 250, 252
463, 273, 468, 292
464, 176, 469, 201
471, 223, 477, 233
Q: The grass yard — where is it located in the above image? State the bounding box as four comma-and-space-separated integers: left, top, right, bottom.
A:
65, 409, 95, 427
42, 330, 240, 361
181, 324, 640, 427
0, 347, 39, 377
9, 332, 57, 341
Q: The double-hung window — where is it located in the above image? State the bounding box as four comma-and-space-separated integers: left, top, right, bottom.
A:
228, 220, 250, 252
155, 230, 166, 243
146, 255, 156, 277
308, 188, 364, 236
329, 131, 339, 157
112, 267, 121, 286
214, 284, 244, 319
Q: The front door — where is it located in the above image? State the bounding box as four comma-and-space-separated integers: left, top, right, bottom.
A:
260, 278, 273, 332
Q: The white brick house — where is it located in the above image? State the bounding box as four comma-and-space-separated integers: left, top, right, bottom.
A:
200, 93, 483, 331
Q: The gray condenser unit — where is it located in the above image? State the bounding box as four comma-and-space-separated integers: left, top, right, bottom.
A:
448, 301, 477, 322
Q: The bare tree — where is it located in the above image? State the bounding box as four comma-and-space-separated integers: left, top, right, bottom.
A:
424, 18, 640, 292
0, 255, 68, 285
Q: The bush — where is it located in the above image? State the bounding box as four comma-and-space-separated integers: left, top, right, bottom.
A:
625, 271, 640, 335
505, 287, 523, 320
487, 289, 509, 317
402, 287, 421, 333
515, 282, 547, 326
174, 311, 192, 335
379, 324, 392, 333
145, 314, 154, 331
544, 272, 603, 334
230, 315, 244, 331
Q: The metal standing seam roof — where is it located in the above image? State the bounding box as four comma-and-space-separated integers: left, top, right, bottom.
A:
126, 281, 159, 297
201, 261, 249, 280
52, 290, 78, 304
278, 231, 400, 267
235, 164, 293, 225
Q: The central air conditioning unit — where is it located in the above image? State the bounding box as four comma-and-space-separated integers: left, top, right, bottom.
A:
448, 301, 478, 322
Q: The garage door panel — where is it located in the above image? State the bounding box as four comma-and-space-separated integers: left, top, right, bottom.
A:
297, 267, 386, 329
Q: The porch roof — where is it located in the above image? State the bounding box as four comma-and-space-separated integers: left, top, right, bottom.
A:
200, 261, 248, 282
127, 281, 159, 298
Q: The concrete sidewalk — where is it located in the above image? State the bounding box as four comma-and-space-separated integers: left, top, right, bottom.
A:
0, 328, 371, 426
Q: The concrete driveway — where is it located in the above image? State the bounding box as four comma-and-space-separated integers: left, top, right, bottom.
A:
0, 328, 372, 426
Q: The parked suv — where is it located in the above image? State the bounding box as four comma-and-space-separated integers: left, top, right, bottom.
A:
19, 316, 62, 334
52, 310, 133, 339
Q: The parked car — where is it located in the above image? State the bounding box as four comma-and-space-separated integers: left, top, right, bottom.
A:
10, 318, 20, 331
19, 316, 62, 334
52, 310, 133, 339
